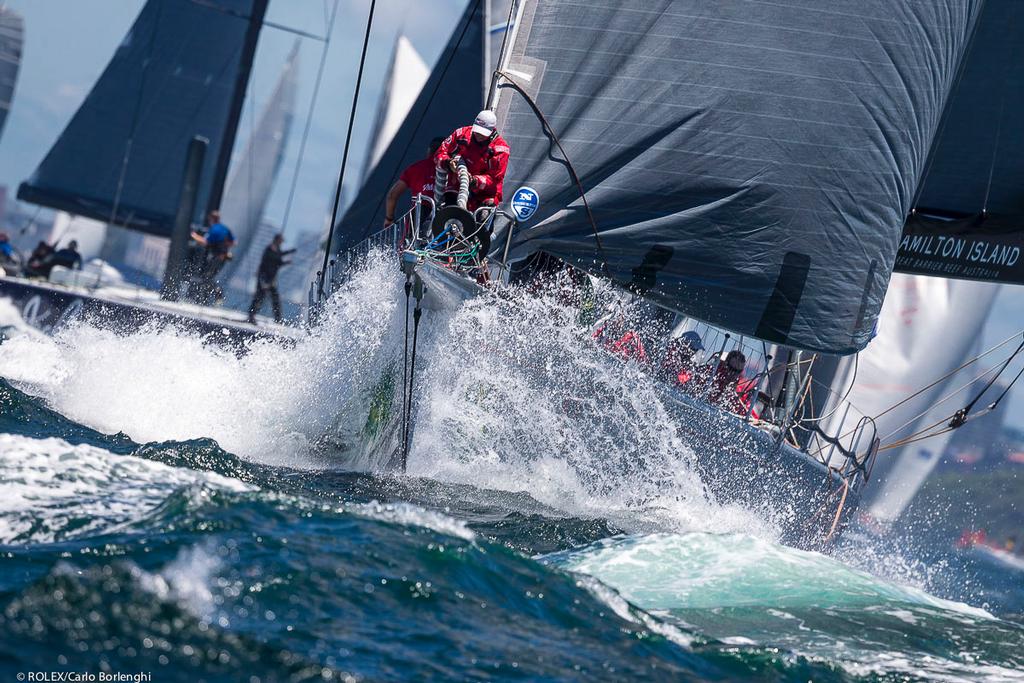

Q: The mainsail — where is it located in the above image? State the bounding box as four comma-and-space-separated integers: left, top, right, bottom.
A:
17, 0, 268, 237
0, 4, 23, 142
896, 0, 1024, 286
494, 0, 982, 354
823, 273, 999, 527
331, 0, 487, 253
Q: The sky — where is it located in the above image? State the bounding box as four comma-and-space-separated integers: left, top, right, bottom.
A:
0, 0, 465, 238
0, 0, 1021, 429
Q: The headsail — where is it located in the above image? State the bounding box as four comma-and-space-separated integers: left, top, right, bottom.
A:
494, 0, 981, 354
17, 0, 268, 238
0, 4, 23, 142
331, 0, 487, 254
896, 0, 1024, 286
360, 35, 430, 184
822, 274, 999, 527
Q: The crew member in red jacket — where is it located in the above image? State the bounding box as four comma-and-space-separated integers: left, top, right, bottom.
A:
434, 109, 510, 211
383, 136, 445, 228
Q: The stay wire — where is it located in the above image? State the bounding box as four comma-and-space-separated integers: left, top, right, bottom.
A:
319, 0, 376, 297
357, 0, 482, 241
402, 296, 423, 472
280, 0, 339, 235
401, 278, 412, 458
494, 69, 609, 274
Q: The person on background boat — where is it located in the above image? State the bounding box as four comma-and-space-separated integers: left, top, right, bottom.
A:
434, 110, 510, 211
196, 210, 235, 304
49, 239, 82, 271
384, 136, 445, 231
248, 234, 295, 324
0, 232, 20, 273
24, 241, 54, 278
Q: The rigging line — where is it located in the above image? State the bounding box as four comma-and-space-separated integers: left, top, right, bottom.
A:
952, 334, 1024, 422
800, 352, 859, 424
319, 0, 377, 296
911, 2, 987, 211
981, 1, 1015, 215
989, 361, 1024, 410
494, 69, 610, 274
869, 327, 1024, 425
878, 356, 1009, 443
356, 0, 483, 242
401, 290, 424, 472
107, 0, 162, 233
824, 329, 1024, 447
280, 0, 339, 235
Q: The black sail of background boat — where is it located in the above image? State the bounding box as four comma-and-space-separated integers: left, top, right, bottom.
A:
0, 0, 306, 345
317, 0, 1024, 549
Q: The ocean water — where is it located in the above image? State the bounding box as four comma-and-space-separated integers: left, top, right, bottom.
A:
1, 259, 1023, 682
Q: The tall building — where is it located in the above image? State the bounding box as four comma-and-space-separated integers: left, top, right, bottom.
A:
0, 4, 23, 142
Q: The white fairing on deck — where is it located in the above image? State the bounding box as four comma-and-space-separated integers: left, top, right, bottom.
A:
827, 273, 999, 528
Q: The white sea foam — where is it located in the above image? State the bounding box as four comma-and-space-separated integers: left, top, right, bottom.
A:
0, 434, 252, 544
350, 500, 476, 541
552, 532, 993, 618
407, 284, 776, 539
551, 532, 1021, 681
0, 255, 402, 466
135, 543, 223, 621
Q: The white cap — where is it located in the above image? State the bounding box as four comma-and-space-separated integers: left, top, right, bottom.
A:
471, 109, 497, 137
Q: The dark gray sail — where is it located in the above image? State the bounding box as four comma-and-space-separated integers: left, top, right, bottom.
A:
496, 0, 981, 354
0, 4, 23, 142
897, 0, 1024, 285
331, 0, 486, 254
18, 0, 266, 238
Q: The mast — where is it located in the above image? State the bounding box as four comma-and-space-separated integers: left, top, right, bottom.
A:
206, 0, 270, 216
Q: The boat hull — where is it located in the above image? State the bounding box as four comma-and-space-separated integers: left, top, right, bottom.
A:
0, 275, 294, 349
359, 260, 860, 550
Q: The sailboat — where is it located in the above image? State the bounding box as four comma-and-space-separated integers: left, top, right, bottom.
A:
819, 0, 1024, 533
0, 3, 23, 143
313, 0, 1015, 549
0, 0, 300, 346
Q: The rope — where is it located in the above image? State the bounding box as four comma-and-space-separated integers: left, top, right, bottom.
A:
823, 477, 850, 544
319, 0, 376, 297
494, 69, 609, 273
280, 0, 340, 234
826, 329, 1024, 448
401, 288, 424, 472
358, 0, 483, 240
401, 277, 412, 458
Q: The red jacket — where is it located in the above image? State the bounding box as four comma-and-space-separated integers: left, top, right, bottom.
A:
434, 125, 510, 210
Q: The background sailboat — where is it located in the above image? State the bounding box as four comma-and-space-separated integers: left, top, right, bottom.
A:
0, 3, 22, 143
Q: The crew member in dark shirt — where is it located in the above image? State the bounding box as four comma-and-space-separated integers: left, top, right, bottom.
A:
247, 234, 296, 324
50, 240, 83, 271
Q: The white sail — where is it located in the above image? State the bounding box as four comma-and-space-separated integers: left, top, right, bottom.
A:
220, 41, 300, 289
49, 212, 107, 261
361, 35, 429, 182
826, 273, 1000, 527
0, 4, 23, 142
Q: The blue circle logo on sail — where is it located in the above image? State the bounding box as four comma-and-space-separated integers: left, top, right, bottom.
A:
510, 187, 540, 222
